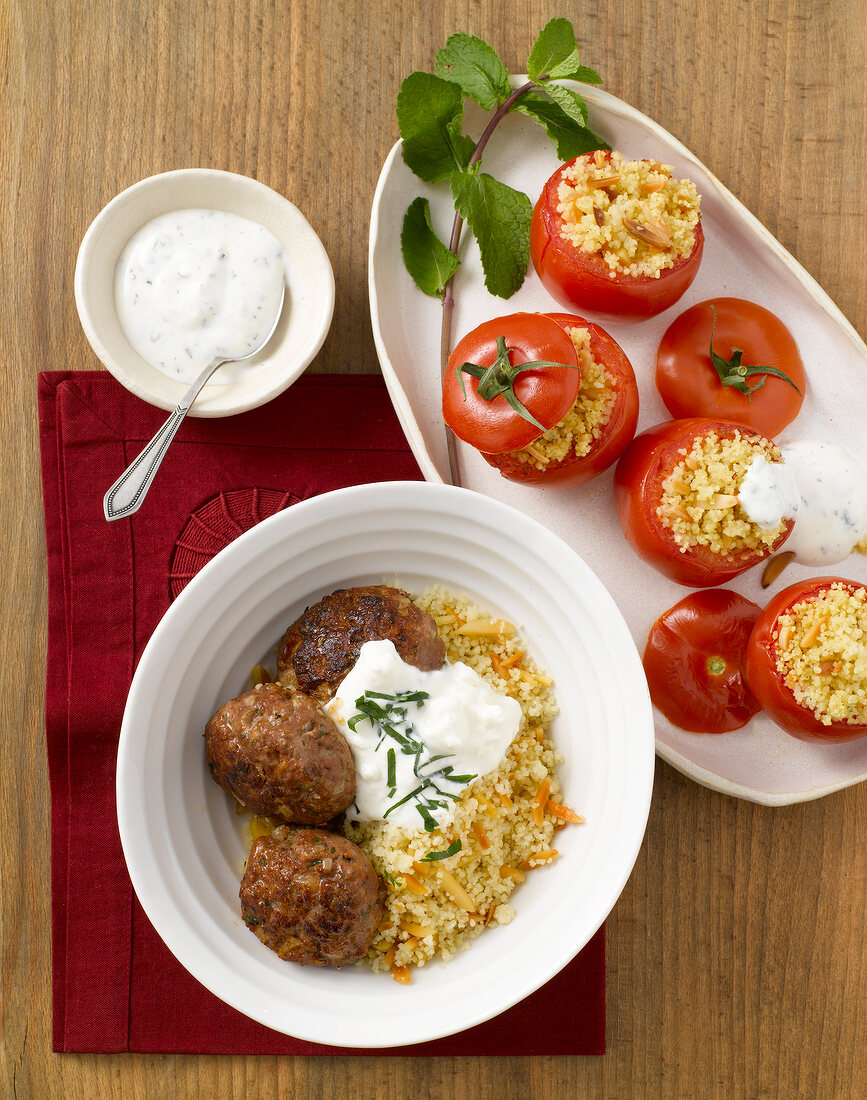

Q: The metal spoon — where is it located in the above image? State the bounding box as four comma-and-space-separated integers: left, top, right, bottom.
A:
103, 285, 286, 522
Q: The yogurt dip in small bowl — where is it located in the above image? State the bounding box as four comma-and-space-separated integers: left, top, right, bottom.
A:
75, 169, 334, 417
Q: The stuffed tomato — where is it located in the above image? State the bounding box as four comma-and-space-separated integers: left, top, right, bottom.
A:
614, 417, 796, 587
443, 312, 638, 488
530, 150, 704, 323
745, 577, 867, 742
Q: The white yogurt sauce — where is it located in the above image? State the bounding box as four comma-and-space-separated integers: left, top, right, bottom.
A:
737, 455, 800, 530
778, 440, 867, 565
325, 640, 522, 832
114, 208, 285, 383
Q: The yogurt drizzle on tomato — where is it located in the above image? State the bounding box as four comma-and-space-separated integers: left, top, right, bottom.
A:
778, 440, 867, 565
114, 209, 285, 384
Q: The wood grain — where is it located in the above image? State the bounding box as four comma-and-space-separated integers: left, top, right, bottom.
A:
2, 0, 865, 1096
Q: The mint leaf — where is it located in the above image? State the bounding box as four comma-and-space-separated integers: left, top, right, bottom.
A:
539, 81, 589, 127
397, 72, 476, 182
552, 65, 604, 84
400, 197, 460, 297
451, 172, 532, 298
435, 32, 511, 110
513, 91, 609, 159
527, 18, 580, 80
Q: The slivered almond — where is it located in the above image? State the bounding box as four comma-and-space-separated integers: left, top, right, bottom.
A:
712, 495, 740, 508
817, 659, 841, 676
777, 623, 793, 651
437, 867, 475, 911
456, 618, 515, 637
641, 178, 668, 194
593, 204, 605, 226
762, 551, 796, 588
661, 504, 692, 523
623, 216, 669, 249
801, 616, 829, 648
500, 864, 526, 883
670, 478, 691, 494
524, 442, 550, 465
590, 173, 621, 190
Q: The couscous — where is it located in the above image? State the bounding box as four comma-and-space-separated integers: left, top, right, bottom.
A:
344, 589, 577, 981
509, 324, 615, 471
772, 581, 867, 726
556, 150, 701, 279
657, 428, 789, 557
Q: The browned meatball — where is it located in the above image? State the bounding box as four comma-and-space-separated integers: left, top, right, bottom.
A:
205, 682, 355, 825
239, 826, 385, 966
276, 585, 446, 700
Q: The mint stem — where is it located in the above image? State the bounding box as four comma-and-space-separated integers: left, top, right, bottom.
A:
439, 79, 536, 483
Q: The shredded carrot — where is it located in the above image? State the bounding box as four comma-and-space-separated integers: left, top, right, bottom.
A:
495, 790, 513, 808
545, 800, 585, 824
488, 649, 525, 677
532, 778, 551, 825
500, 864, 526, 883
482, 904, 497, 926
471, 820, 491, 850
403, 874, 430, 897
391, 964, 411, 984
520, 850, 559, 870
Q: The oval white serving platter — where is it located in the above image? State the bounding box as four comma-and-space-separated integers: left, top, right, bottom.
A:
369, 82, 867, 806
117, 482, 654, 1047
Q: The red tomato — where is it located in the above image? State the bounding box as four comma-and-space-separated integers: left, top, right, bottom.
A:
530, 151, 704, 323
745, 577, 867, 742
643, 589, 762, 733
442, 313, 580, 455
656, 298, 806, 437
613, 417, 794, 588
483, 313, 639, 487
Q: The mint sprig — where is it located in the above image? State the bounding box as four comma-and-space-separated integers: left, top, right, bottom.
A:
398, 21, 608, 305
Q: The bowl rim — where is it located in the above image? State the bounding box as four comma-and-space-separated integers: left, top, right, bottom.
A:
74, 168, 335, 417
116, 481, 655, 1047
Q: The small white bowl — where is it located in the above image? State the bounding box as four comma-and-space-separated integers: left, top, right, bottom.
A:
116, 481, 655, 1048
74, 169, 335, 417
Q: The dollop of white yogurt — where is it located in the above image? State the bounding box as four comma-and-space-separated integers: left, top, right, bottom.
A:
325, 640, 522, 832
114, 208, 285, 383
737, 454, 800, 530
778, 440, 867, 565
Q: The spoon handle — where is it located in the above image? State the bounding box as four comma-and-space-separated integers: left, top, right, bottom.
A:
103, 358, 225, 521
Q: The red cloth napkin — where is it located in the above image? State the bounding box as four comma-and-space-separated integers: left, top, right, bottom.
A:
38, 371, 605, 1056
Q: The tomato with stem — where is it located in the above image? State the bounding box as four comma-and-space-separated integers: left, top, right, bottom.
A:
656, 298, 805, 437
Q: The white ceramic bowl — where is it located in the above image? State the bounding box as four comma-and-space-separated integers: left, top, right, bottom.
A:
74, 169, 334, 417
116, 481, 654, 1047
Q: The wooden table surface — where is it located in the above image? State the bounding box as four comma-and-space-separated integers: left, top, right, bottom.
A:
3, 1, 865, 1096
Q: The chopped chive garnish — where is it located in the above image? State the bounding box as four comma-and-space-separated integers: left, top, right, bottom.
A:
386, 747, 396, 792
384, 870, 403, 888
348, 688, 476, 830
420, 839, 463, 862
